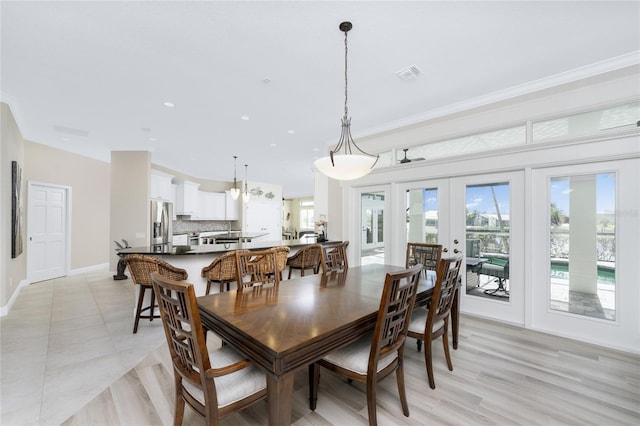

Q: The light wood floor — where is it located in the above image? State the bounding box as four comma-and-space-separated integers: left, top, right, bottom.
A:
63, 315, 640, 425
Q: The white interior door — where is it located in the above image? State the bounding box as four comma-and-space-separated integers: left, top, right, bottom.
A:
530, 159, 639, 353
27, 183, 69, 283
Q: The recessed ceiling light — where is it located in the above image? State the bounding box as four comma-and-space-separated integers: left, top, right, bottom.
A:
312, 148, 319, 152
163, 101, 175, 108
62, 137, 69, 141
148, 137, 157, 142
270, 143, 277, 147
287, 130, 295, 134
240, 115, 250, 121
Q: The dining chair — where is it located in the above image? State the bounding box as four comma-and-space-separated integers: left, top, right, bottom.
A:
124, 254, 188, 334
201, 250, 246, 294
405, 242, 442, 275
309, 264, 423, 426
407, 256, 463, 389
286, 243, 322, 278
245, 246, 290, 281
320, 241, 350, 275
271, 245, 291, 280
235, 248, 280, 288
150, 273, 267, 425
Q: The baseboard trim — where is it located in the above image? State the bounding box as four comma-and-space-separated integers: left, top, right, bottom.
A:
1, 263, 111, 317
0, 279, 29, 317
69, 263, 110, 275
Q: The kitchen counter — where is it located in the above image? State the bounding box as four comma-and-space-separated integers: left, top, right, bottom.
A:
118, 238, 340, 296
118, 237, 332, 256
199, 231, 268, 244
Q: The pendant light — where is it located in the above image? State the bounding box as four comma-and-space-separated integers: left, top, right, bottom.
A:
242, 164, 250, 202
229, 155, 240, 200
314, 21, 378, 181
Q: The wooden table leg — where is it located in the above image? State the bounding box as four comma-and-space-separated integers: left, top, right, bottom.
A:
267, 372, 295, 425
451, 284, 461, 349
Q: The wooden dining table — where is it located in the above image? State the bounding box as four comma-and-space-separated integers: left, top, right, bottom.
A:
197, 263, 460, 425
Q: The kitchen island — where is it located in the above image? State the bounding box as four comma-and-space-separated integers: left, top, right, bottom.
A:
118, 237, 337, 294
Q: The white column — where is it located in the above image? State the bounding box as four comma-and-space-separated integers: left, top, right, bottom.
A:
568, 175, 598, 294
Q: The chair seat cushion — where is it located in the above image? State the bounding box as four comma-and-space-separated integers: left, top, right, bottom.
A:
322, 332, 397, 375
407, 307, 444, 335
182, 345, 266, 408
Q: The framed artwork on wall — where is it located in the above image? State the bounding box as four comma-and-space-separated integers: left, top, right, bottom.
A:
11, 160, 23, 258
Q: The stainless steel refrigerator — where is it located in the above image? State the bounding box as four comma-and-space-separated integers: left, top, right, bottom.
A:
150, 200, 173, 245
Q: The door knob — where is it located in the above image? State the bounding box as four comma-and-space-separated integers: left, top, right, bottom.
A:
453, 249, 460, 254
442, 248, 448, 252
453, 239, 459, 244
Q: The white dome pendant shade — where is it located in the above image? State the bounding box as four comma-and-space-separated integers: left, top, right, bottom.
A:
314, 154, 378, 180
229, 187, 240, 200
314, 21, 378, 181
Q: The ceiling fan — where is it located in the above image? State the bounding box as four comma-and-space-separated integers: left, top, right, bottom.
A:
399, 148, 425, 164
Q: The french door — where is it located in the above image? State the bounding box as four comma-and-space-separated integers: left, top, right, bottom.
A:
530, 159, 639, 352
361, 193, 385, 250
400, 171, 524, 325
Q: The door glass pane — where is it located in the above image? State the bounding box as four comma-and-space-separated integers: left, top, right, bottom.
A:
361, 192, 385, 265
549, 173, 616, 320
465, 182, 510, 301
365, 209, 373, 244
406, 188, 438, 243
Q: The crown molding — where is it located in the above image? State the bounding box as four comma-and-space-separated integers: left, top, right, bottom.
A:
356, 51, 640, 141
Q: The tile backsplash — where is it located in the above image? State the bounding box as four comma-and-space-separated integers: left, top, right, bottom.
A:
173, 220, 240, 234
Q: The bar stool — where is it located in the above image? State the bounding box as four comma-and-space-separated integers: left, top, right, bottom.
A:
124, 254, 188, 333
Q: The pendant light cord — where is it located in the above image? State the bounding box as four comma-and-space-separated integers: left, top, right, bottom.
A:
343, 29, 349, 120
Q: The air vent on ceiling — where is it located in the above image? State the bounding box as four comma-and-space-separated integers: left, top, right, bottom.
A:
395, 65, 423, 81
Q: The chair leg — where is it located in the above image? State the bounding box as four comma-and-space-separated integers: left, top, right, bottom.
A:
133, 285, 147, 334
288, 267, 293, 279
205, 280, 212, 295
424, 338, 436, 389
173, 377, 186, 426
416, 338, 423, 352
149, 288, 156, 322
442, 325, 453, 371
396, 354, 410, 417
365, 376, 378, 426
308, 363, 320, 410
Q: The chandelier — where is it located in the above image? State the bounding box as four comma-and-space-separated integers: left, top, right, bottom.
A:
243, 164, 250, 202
229, 155, 240, 200
314, 21, 378, 180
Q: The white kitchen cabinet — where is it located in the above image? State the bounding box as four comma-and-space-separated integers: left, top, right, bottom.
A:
150, 170, 174, 201
171, 184, 177, 219
175, 180, 200, 216
199, 191, 226, 220
225, 190, 239, 220
244, 201, 282, 241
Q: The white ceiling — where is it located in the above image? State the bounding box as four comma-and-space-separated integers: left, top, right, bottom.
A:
2, 1, 639, 198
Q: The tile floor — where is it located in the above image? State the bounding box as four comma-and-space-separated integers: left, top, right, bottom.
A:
1, 271, 166, 425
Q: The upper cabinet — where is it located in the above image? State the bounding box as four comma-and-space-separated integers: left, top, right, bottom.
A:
175, 180, 200, 215
225, 191, 239, 220
150, 170, 174, 201
199, 191, 226, 220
